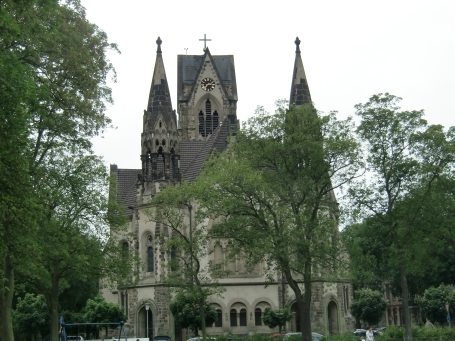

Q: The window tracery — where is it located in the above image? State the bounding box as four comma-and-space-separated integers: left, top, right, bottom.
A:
198, 99, 219, 137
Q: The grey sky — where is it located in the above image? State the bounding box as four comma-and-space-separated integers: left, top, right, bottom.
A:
82, 0, 455, 169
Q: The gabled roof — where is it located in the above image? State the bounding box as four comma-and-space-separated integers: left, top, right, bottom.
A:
177, 48, 237, 102
290, 37, 312, 106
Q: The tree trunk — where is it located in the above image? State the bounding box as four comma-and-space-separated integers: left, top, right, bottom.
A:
0, 255, 15, 341
399, 266, 413, 341
284, 268, 312, 341
48, 272, 60, 341
199, 300, 207, 341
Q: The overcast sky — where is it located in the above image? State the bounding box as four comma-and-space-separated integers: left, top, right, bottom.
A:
82, 0, 455, 170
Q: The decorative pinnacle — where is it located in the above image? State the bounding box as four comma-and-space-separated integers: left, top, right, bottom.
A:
295, 37, 301, 53
156, 37, 162, 53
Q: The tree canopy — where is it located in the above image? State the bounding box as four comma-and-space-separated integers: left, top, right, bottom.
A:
416, 284, 455, 326
346, 93, 455, 341
349, 288, 387, 327
169, 291, 217, 335
262, 306, 294, 333
193, 101, 362, 341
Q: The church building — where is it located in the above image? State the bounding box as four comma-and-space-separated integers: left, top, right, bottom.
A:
102, 37, 355, 340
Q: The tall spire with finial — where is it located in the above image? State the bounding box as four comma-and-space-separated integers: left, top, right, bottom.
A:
289, 36, 311, 106
147, 37, 172, 114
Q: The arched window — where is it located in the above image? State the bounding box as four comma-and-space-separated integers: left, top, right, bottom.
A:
199, 111, 205, 136
230, 309, 237, 327
122, 241, 129, 261
215, 309, 223, 327
147, 246, 154, 272
239, 308, 247, 326
255, 308, 262, 326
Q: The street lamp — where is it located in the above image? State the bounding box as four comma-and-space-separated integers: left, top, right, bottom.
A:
146, 304, 150, 339
446, 302, 451, 328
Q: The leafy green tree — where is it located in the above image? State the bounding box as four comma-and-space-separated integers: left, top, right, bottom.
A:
262, 306, 294, 333
416, 284, 455, 325
347, 93, 455, 341
194, 102, 362, 341
350, 288, 387, 327
83, 295, 126, 338
0, 0, 120, 339
151, 182, 225, 341
12, 293, 49, 341
20, 151, 135, 341
169, 291, 217, 336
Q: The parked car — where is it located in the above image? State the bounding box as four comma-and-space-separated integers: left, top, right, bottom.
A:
283, 332, 324, 341
353, 329, 380, 337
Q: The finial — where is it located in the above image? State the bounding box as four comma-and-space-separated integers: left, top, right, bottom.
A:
156, 37, 162, 53
295, 37, 301, 53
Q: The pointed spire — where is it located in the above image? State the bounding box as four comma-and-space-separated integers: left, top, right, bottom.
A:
290, 37, 311, 106
147, 37, 172, 114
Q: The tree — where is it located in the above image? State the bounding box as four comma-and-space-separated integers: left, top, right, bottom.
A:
350, 288, 387, 327
169, 291, 217, 336
21, 150, 135, 341
194, 102, 362, 341
348, 93, 455, 341
262, 306, 294, 333
416, 284, 455, 326
12, 293, 49, 341
0, 1, 119, 339
83, 295, 127, 338
151, 182, 225, 341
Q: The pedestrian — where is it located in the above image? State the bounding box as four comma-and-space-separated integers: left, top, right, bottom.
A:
365, 326, 374, 341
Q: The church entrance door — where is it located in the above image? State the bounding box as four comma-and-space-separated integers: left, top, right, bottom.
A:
327, 301, 338, 335
139, 306, 153, 339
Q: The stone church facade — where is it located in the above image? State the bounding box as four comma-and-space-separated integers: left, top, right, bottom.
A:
102, 37, 355, 340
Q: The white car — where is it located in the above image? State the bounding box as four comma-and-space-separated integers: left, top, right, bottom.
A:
283, 332, 324, 341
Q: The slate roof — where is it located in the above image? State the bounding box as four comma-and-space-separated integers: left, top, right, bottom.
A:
290, 37, 312, 106
177, 51, 237, 101
111, 166, 141, 216
180, 117, 231, 182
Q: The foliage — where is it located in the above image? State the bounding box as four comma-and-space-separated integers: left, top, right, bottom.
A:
151, 181, 225, 340
345, 93, 455, 341
12, 293, 50, 339
194, 101, 362, 341
169, 291, 217, 335
350, 288, 387, 326
415, 284, 455, 325
83, 294, 126, 337
262, 306, 294, 333
0, 0, 123, 339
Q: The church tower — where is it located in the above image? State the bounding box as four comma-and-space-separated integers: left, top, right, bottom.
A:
177, 47, 238, 141
141, 37, 180, 183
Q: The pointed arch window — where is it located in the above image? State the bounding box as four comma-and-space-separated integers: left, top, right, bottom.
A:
199, 99, 219, 137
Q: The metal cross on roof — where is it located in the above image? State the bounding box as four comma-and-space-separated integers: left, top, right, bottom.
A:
199, 34, 212, 51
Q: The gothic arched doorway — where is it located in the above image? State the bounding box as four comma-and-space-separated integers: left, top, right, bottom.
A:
290, 302, 301, 332
327, 301, 339, 335
139, 306, 153, 340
